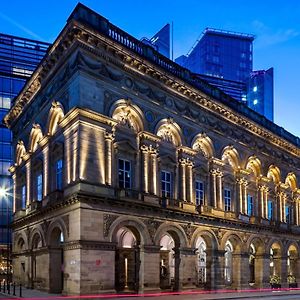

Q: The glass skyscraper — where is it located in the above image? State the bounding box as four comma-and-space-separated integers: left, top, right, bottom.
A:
176, 28, 274, 121
0, 33, 49, 279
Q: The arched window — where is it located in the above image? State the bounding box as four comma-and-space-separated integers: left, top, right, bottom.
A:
249, 243, 256, 283
224, 241, 233, 283
196, 237, 207, 284
270, 248, 274, 276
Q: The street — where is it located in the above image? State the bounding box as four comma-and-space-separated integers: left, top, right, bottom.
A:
2, 289, 300, 300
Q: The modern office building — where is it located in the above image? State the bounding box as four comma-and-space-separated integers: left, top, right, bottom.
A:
0, 33, 49, 280
175, 28, 274, 121
247, 68, 274, 122
6, 4, 300, 295
141, 24, 170, 58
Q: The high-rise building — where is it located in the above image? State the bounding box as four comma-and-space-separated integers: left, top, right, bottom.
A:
0, 33, 49, 280
247, 68, 274, 122
141, 24, 170, 58
175, 28, 274, 121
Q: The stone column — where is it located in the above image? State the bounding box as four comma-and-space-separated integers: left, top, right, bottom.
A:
242, 181, 248, 214
278, 192, 283, 222
232, 252, 250, 289
179, 158, 186, 201
236, 179, 243, 214
186, 162, 194, 203
281, 256, 288, 288
141, 145, 150, 193
143, 245, 161, 292
25, 160, 31, 206
42, 145, 49, 197
282, 194, 286, 222
173, 248, 182, 291
150, 149, 158, 196
216, 172, 223, 210
255, 253, 270, 288
296, 200, 300, 226
258, 186, 264, 218
264, 188, 268, 219
180, 248, 197, 289
105, 132, 114, 186
211, 250, 225, 289
210, 170, 217, 208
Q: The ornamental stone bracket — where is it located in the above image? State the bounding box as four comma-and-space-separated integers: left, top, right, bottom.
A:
103, 214, 118, 237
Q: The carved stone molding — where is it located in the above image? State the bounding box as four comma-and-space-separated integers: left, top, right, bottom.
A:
103, 214, 118, 237
181, 223, 197, 241
143, 219, 162, 243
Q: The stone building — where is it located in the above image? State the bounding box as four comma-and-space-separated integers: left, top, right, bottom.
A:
4, 3, 300, 295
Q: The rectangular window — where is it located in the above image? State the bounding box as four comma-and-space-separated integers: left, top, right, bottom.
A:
224, 189, 231, 211
118, 159, 131, 189
21, 185, 26, 209
36, 173, 43, 201
267, 200, 273, 220
161, 171, 171, 198
56, 159, 63, 190
286, 205, 291, 224
247, 195, 254, 216
195, 181, 204, 206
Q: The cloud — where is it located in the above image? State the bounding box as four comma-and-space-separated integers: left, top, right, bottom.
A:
252, 20, 299, 48
0, 11, 44, 41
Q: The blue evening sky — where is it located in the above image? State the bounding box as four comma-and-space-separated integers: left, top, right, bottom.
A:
1, 1, 300, 136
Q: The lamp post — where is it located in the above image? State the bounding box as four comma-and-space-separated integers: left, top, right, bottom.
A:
0, 187, 11, 285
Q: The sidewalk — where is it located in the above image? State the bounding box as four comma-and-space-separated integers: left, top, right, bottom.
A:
2, 287, 300, 299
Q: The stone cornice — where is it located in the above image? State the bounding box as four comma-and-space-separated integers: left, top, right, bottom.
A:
5, 20, 300, 159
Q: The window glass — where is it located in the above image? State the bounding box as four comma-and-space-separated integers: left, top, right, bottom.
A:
56, 159, 63, 190
247, 195, 254, 216
36, 173, 43, 201
267, 200, 273, 220
224, 189, 231, 211
161, 170, 171, 198
21, 185, 26, 209
118, 159, 131, 188
195, 181, 204, 206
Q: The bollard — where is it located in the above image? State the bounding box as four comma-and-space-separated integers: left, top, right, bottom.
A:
7, 281, 10, 294
0, 281, 2, 292
13, 282, 16, 296
19, 283, 22, 298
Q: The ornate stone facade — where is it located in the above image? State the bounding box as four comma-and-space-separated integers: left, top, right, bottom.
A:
5, 3, 300, 295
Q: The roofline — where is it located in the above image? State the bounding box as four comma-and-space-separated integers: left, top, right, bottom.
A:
203, 27, 255, 41
0, 32, 51, 46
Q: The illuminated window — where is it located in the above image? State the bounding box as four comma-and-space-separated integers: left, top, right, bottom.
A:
56, 159, 63, 190
224, 241, 233, 283
253, 99, 258, 105
224, 189, 231, 211
21, 185, 26, 209
195, 181, 204, 206
118, 159, 131, 189
161, 171, 171, 198
253, 86, 258, 92
267, 200, 273, 220
36, 173, 43, 201
286, 205, 291, 224
247, 195, 254, 216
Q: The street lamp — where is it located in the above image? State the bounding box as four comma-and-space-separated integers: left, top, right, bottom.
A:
0, 186, 11, 285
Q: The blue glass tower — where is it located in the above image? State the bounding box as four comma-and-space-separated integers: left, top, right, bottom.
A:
175, 28, 274, 121
0, 33, 49, 279
247, 68, 274, 121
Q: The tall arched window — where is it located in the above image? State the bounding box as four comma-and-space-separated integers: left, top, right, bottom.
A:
224, 241, 233, 283
196, 237, 207, 284
249, 243, 256, 283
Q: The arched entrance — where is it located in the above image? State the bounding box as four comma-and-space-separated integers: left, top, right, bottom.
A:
249, 243, 256, 284
115, 227, 140, 292
224, 241, 233, 285
31, 233, 42, 289
49, 228, 64, 293
287, 244, 298, 286
195, 237, 207, 286
159, 232, 180, 291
